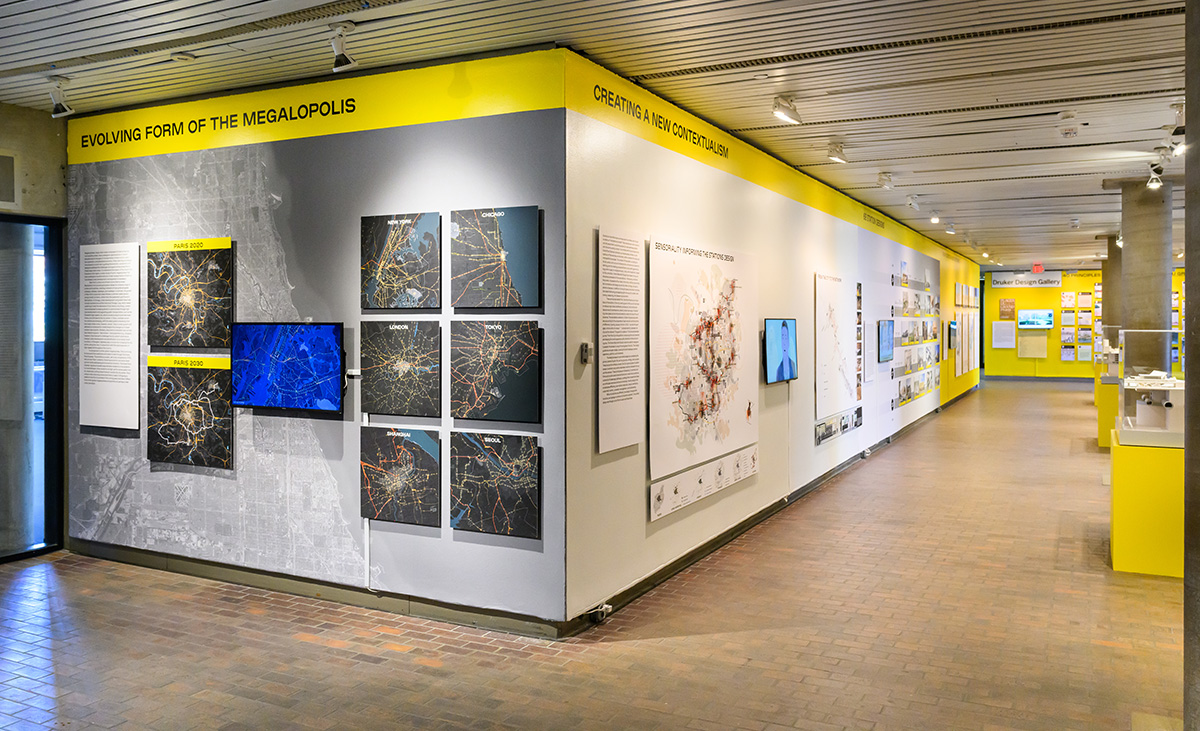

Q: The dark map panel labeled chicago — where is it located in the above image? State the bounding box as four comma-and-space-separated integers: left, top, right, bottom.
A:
360, 320, 440, 417
361, 212, 441, 309
360, 427, 440, 527
147, 362, 233, 468
450, 320, 540, 423
450, 431, 539, 539
147, 245, 234, 347
449, 206, 540, 308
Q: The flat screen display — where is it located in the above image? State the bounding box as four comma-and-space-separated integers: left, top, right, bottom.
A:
231, 322, 344, 413
1017, 309, 1054, 329
763, 318, 798, 384
878, 320, 894, 363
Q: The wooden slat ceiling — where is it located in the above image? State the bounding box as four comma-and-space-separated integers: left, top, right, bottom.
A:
0, 0, 1185, 267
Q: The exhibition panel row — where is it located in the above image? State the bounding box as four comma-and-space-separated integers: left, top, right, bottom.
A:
65, 48, 981, 624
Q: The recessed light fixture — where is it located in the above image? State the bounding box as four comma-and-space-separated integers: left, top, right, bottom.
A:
929, 210, 940, 224
772, 96, 802, 125
826, 141, 847, 163
329, 21, 358, 73
877, 172, 894, 190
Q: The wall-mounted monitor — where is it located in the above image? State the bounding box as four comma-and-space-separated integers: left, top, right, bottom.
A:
878, 320, 894, 363
231, 322, 345, 414
948, 321, 958, 350
1017, 310, 1054, 329
763, 318, 798, 384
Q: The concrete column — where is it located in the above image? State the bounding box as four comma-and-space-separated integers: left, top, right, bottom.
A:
1120, 181, 1173, 373
1102, 233, 1122, 350
1185, 0, 1200, 724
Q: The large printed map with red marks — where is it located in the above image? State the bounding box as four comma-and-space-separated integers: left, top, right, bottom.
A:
649, 241, 758, 481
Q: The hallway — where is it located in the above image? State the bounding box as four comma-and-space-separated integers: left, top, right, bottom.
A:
0, 380, 1183, 730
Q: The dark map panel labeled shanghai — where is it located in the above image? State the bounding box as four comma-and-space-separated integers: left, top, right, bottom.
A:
147, 364, 233, 468
360, 427, 440, 527
147, 248, 234, 347
450, 320, 540, 423
450, 431, 539, 539
448, 206, 540, 308
360, 320, 440, 417
361, 212, 441, 309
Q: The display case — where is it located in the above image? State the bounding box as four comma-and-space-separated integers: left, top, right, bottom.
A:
1117, 329, 1184, 448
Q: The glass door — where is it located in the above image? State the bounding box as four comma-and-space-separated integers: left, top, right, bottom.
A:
0, 218, 63, 561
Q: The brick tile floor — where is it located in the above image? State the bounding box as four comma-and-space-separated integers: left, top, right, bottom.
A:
0, 380, 1183, 729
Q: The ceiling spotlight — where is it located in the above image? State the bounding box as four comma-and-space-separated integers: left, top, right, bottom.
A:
944, 222, 955, 235
982, 252, 989, 259
1116, 235, 1124, 248
1171, 102, 1186, 137
877, 172, 894, 190
1147, 170, 1164, 190
772, 97, 802, 125
1173, 141, 1188, 157
1155, 145, 1173, 165
826, 141, 847, 163
929, 210, 940, 224
905, 194, 920, 211
1177, 251, 1185, 259
47, 76, 74, 119
329, 21, 358, 73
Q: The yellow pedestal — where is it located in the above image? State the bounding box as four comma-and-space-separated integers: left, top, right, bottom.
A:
1110, 429, 1183, 578
1096, 381, 1118, 448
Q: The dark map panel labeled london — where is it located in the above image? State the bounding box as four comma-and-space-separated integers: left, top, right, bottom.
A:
360, 427, 440, 527
361, 212, 441, 309
450, 431, 539, 539
360, 320, 440, 417
450, 320, 540, 423
449, 206, 540, 308
147, 364, 233, 468
147, 248, 234, 347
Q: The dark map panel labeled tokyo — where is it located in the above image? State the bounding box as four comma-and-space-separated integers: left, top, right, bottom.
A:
450, 431, 540, 539
360, 320, 440, 417
450, 320, 540, 423
360, 427, 440, 527
361, 212, 441, 309
231, 323, 344, 413
449, 206, 540, 308
147, 364, 233, 468
147, 247, 234, 347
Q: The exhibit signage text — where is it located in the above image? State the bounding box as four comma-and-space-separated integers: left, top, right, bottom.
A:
593, 83, 730, 160
990, 271, 1063, 288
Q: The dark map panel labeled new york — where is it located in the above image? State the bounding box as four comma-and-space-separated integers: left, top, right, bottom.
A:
360, 427, 440, 527
449, 206, 540, 308
361, 212, 441, 309
450, 431, 539, 539
360, 320, 440, 417
450, 320, 540, 423
147, 365, 233, 468
147, 248, 234, 347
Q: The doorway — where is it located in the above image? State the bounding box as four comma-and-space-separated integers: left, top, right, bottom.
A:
0, 215, 64, 562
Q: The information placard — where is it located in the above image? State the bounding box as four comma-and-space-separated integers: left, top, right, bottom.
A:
80, 242, 140, 429
597, 230, 646, 453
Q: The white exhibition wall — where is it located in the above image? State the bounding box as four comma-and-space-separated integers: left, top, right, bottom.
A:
564, 111, 948, 618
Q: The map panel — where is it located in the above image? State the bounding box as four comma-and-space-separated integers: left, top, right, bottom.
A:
449, 206, 540, 308
360, 427, 440, 527
450, 320, 541, 423
361, 212, 440, 309
147, 357, 233, 468
231, 323, 343, 412
450, 431, 540, 539
360, 320, 440, 417
648, 241, 758, 481
147, 239, 234, 347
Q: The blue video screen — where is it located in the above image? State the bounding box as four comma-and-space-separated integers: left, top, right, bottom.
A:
232, 323, 344, 413
764, 318, 798, 384
878, 320, 894, 363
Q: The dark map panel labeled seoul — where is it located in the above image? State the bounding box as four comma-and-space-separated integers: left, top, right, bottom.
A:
361, 212, 440, 309
232, 324, 343, 412
147, 248, 234, 347
360, 427, 440, 527
449, 206, 540, 308
450, 320, 540, 423
450, 431, 539, 539
360, 320, 440, 417
147, 365, 233, 468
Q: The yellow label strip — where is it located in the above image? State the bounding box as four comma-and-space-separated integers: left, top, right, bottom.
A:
146, 237, 232, 252
147, 355, 231, 370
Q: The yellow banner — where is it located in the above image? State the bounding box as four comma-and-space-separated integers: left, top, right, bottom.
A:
147, 355, 231, 370
68, 51, 566, 164
146, 237, 231, 253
